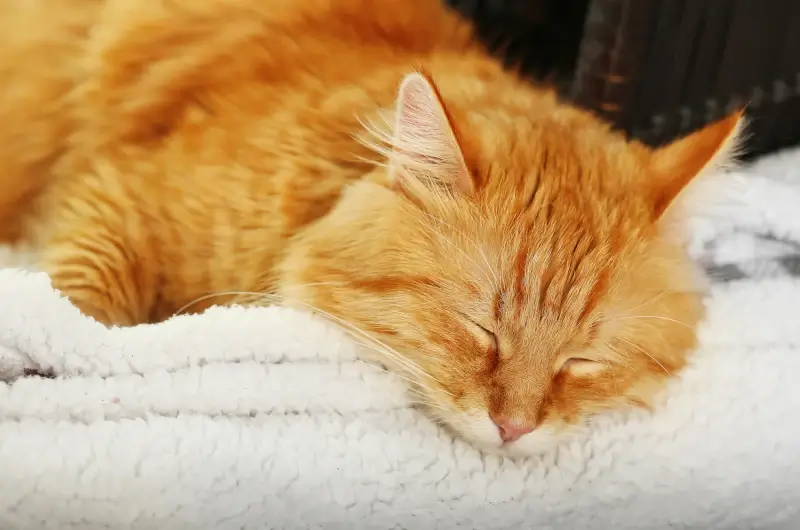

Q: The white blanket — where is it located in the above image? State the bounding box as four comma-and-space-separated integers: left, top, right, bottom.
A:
2, 147, 800, 529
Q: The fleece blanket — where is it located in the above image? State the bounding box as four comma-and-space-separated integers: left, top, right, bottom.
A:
1, 148, 800, 530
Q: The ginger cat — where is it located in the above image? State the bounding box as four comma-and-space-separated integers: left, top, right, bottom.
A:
0, 0, 743, 455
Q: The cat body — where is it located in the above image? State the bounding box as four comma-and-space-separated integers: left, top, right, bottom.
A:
0, 0, 742, 455
0, 0, 481, 322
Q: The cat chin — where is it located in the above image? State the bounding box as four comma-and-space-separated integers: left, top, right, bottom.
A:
442, 408, 568, 457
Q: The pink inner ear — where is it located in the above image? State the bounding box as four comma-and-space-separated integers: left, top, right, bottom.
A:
390, 72, 474, 195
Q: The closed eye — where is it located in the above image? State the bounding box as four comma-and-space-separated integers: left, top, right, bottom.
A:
465, 318, 499, 366
560, 357, 606, 376
562, 357, 594, 368
474, 322, 498, 353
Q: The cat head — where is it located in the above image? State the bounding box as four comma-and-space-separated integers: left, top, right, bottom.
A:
278, 72, 744, 456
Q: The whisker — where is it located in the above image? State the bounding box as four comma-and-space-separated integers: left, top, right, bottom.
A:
171, 284, 452, 396
354, 359, 430, 392
351, 153, 388, 168
603, 358, 620, 397
615, 337, 672, 377
409, 385, 449, 400
354, 357, 440, 397
407, 401, 450, 414
173, 282, 347, 316
356, 346, 454, 397
615, 289, 672, 318
406, 385, 452, 399
603, 344, 634, 370
312, 315, 454, 395
175, 290, 262, 316
255, 292, 445, 387
599, 315, 694, 330
472, 239, 500, 287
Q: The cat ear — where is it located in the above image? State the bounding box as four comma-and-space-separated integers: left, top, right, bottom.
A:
648, 110, 746, 218
388, 72, 474, 197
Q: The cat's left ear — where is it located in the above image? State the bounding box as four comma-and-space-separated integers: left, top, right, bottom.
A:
648, 110, 746, 218
388, 72, 475, 198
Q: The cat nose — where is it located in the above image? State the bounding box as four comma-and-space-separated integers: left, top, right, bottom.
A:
490, 414, 534, 443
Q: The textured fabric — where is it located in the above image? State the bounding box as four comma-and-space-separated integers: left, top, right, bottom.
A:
0, 147, 799, 529
689, 147, 800, 282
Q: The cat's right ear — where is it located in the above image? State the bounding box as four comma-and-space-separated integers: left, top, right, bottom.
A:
648, 110, 746, 219
387, 73, 475, 199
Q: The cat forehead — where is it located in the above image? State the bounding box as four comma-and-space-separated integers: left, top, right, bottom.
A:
444, 222, 614, 299
455, 104, 645, 199
469, 148, 650, 249
483, 141, 640, 197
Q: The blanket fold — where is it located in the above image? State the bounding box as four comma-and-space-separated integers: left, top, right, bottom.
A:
2, 147, 800, 529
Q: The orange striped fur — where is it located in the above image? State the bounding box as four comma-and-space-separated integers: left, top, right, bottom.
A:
0, 0, 743, 454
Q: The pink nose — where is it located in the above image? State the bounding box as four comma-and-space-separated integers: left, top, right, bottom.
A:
491, 415, 535, 443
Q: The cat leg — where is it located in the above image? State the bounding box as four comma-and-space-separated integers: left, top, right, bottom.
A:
39, 201, 158, 327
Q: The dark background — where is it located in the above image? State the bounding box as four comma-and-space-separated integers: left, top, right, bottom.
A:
446, 0, 800, 160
